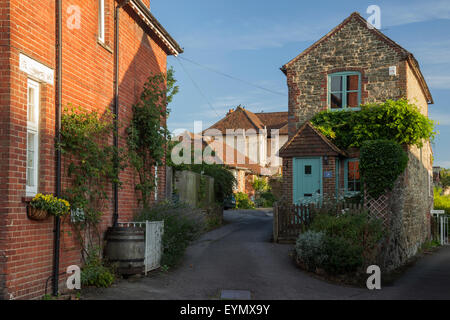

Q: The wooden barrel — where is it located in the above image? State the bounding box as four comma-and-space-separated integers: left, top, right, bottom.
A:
104, 227, 145, 275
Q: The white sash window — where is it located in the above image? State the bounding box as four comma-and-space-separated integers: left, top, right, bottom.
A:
26, 79, 40, 196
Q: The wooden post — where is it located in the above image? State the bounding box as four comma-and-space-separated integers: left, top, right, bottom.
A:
273, 203, 279, 243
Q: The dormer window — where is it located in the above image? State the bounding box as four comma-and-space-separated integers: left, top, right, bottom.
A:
328, 71, 361, 110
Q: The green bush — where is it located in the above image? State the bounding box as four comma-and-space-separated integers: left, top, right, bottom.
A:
235, 192, 255, 209
81, 249, 115, 288
434, 187, 450, 215
311, 99, 435, 149
252, 177, 270, 193
360, 140, 408, 198
295, 230, 327, 271
305, 211, 384, 274
260, 192, 277, 207
135, 200, 205, 268
321, 236, 363, 274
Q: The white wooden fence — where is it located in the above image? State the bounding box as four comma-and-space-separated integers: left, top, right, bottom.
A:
117, 221, 164, 274
432, 213, 449, 245
144, 221, 164, 274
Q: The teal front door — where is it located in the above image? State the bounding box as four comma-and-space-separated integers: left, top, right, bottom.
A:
293, 157, 322, 204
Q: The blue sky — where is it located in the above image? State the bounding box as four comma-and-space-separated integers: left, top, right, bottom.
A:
152, 0, 450, 168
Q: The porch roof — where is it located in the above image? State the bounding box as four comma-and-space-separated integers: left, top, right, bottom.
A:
279, 122, 348, 158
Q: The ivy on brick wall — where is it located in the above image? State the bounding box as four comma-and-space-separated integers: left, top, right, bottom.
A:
127, 68, 178, 209
360, 140, 409, 198
311, 99, 436, 150
58, 106, 125, 260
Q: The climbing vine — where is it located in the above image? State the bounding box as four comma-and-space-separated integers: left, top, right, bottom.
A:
127, 68, 178, 208
360, 140, 409, 198
58, 105, 125, 260
311, 99, 436, 150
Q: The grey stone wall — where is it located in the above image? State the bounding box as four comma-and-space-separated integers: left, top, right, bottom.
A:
286, 17, 406, 135
381, 148, 433, 270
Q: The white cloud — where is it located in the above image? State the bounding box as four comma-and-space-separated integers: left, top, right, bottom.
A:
430, 111, 450, 125
425, 75, 450, 89
179, 19, 332, 51
382, 0, 450, 27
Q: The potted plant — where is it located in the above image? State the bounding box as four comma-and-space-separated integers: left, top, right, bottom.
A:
28, 193, 71, 221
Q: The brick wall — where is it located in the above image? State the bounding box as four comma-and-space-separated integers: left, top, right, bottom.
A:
0, 0, 11, 300
1, 0, 170, 299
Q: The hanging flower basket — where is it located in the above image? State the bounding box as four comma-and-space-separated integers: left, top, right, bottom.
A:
27, 206, 49, 221
27, 193, 71, 221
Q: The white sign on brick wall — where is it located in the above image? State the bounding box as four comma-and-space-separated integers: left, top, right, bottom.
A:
19, 54, 54, 85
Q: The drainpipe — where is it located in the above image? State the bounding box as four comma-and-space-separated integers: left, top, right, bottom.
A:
113, 0, 131, 227
52, 0, 62, 296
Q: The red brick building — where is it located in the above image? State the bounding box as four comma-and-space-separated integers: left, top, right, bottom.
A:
0, 0, 182, 299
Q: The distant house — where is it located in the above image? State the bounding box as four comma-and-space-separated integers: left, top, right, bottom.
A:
174, 130, 269, 198
204, 105, 289, 176
279, 12, 434, 269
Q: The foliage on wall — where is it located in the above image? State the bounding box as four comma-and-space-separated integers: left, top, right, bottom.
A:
311, 99, 435, 150
127, 68, 178, 208
360, 140, 409, 198
59, 105, 125, 260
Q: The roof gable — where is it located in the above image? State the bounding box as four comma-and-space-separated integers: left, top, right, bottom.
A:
280, 12, 432, 104
279, 122, 347, 158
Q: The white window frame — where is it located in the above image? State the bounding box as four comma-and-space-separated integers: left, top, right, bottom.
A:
98, 0, 105, 43
26, 79, 40, 196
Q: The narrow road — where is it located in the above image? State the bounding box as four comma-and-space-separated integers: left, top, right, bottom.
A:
84, 209, 450, 300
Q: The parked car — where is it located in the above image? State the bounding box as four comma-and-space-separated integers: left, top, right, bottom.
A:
223, 195, 236, 210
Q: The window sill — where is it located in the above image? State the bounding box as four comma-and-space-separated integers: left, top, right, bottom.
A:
328, 107, 361, 112
97, 39, 113, 53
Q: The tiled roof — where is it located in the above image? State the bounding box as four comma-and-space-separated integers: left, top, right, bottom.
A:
280, 12, 433, 104
205, 106, 288, 135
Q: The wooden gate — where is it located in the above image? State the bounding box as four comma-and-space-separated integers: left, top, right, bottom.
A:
273, 202, 363, 243
145, 221, 164, 274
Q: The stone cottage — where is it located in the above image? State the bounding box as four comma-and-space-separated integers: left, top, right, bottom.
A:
279, 12, 434, 269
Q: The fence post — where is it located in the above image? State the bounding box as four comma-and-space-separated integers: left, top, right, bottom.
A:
273, 204, 279, 243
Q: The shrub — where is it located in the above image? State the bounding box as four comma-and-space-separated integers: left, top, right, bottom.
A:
252, 177, 270, 193
260, 191, 277, 208
434, 187, 450, 215
360, 140, 408, 198
235, 192, 255, 209
311, 99, 435, 150
135, 200, 205, 268
441, 169, 450, 189
295, 231, 327, 271
81, 249, 115, 288
308, 211, 384, 274
321, 236, 363, 274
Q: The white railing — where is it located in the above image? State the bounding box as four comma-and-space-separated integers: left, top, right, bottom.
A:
117, 221, 164, 274
432, 214, 449, 245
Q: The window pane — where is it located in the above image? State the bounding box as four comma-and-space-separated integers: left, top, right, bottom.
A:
347, 92, 359, 108
347, 160, 361, 192
347, 74, 359, 91
27, 133, 35, 187
305, 165, 312, 175
330, 76, 342, 92
28, 86, 35, 123
330, 93, 342, 109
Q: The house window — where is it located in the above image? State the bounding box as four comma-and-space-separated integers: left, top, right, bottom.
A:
26, 79, 40, 196
98, 0, 105, 43
328, 72, 361, 110
345, 159, 361, 193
